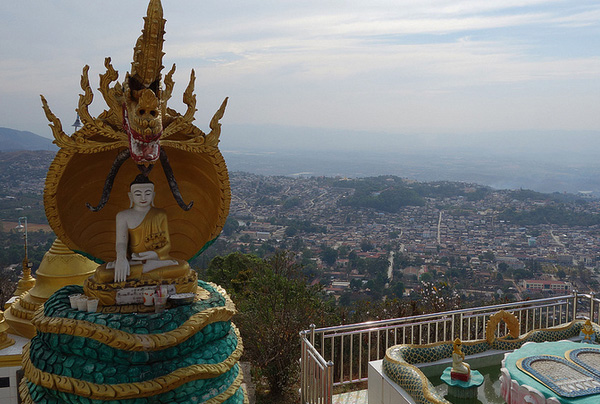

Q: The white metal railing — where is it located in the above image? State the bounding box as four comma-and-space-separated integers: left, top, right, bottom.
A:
299, 292, 600, 403
300, 326, 334, 404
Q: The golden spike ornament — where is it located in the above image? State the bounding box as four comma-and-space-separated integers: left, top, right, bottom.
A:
131, 0, 166, 87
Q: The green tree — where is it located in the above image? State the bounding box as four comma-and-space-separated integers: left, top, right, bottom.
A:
222, 217, 239, 236
282, 196, 301, 209
204, 252, 263, 293
360, 257, 389, 278
284, 225, 297, 237
338, 291, 353, 306
498, 262, 509, 272
320, 247, 338, 267
481, 251, 495, 262
348, 250, 359, 268
360, 239, 374, 252
337, 245, 350, 258
513, 268, 533, 281
350, 278, 363, 290
302, 248, 314, 259
205, 251, 335, 402
236, 252, 330, 402
388, 281, 404, 299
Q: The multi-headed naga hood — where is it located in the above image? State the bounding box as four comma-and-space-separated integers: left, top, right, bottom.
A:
41, 0, 230, 264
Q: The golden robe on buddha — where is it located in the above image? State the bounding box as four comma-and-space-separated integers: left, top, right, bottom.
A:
129, 207, 171, 260
93, 207, 190, 283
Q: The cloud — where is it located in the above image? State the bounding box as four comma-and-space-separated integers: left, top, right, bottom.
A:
1, 0, 599, 137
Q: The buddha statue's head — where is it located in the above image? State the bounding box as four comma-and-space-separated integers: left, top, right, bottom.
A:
128, 175, 155, 209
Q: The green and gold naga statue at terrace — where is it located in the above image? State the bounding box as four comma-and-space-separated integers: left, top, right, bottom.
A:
20, 0, 247, 402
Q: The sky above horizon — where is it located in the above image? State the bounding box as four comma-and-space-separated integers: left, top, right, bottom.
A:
1, 0, 599, 143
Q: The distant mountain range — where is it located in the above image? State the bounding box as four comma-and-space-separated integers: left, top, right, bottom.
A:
220, 124, 600, 195
0, 127, 56, 151
3, 124, 600, 195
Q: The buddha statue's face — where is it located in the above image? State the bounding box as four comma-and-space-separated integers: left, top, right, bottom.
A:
129, 183, 155, 209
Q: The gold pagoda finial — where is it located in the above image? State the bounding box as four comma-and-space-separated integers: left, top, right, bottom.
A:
0, 311, 15, 350
13, 266, 36, 298
13, 216, 35, 297
131, 0, 166, 87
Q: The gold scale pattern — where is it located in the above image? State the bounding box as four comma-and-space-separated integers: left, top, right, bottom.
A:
30, 284, 235, 351
20, 283, 246, 401
20, 328, 244, 400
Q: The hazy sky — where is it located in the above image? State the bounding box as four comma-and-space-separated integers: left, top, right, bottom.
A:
1, 0, 599, 141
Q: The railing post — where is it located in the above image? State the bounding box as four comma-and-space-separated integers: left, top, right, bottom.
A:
300, 331, 306, 404
300, 332, 305, 404
590, 293, 595, 322
309, 324, 316, 404
573, 290, 578, 321
326, 361, 334, 404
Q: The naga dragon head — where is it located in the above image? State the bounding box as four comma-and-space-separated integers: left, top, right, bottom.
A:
122, 77, 163, 163
121, 0, 166, 163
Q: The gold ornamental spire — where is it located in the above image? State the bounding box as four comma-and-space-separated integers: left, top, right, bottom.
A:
4, 239, 97, 338
13, 266, 35, 298
131, 0, 166, 87
0, 311, 15, 350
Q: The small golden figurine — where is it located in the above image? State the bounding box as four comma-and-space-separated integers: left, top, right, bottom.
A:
580, 319, 596, 344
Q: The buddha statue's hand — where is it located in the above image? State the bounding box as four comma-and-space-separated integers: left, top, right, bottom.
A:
131, 251, 159, 261
114, 257, 130, 283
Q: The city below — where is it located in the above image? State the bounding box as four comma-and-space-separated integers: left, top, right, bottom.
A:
224, 172, 598, 304
1, 149, 599, 309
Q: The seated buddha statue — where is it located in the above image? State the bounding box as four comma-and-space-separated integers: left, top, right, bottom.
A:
92, 175, 190, 284
451, 338, 471, 379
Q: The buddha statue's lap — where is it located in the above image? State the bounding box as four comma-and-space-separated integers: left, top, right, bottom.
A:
85, 259, 197, 307
92, 259, 191, 283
